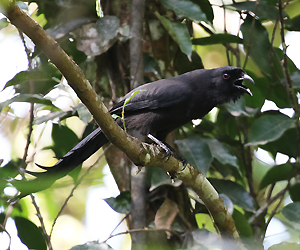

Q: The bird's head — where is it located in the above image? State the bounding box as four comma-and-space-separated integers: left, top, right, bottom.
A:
210, 66, 254, 104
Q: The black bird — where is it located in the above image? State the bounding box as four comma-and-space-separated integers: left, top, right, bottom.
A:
16, 66, 253, 196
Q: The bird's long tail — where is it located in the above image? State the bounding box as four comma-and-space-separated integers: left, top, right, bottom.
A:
10, 127, 109, 200
26, 127, 109, 178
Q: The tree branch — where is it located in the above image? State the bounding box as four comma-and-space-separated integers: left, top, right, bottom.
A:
1, 1, 242, 244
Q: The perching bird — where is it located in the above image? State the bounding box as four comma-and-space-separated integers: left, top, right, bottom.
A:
14, 66, 253, 198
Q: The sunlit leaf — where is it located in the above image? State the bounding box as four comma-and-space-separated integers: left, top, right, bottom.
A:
0, 94, 56, 112
246, 112, 295, 146
259, 164, 294, 190
282, 202, 300, 225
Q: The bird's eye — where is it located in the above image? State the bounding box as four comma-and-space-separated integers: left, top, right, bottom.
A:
223, 73, 230, 79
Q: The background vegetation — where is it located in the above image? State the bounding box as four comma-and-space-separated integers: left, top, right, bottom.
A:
1, 0, 300, 249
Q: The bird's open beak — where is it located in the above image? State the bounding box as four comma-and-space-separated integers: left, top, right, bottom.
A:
235, 73, 254, 96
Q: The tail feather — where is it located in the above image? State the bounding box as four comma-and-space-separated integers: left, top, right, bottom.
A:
32, 127, 109, 178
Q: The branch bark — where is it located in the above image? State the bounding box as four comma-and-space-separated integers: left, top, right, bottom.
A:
1, 1, 242, 246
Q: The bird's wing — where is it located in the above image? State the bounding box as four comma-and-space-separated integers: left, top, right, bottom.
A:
110, 79, 192, 116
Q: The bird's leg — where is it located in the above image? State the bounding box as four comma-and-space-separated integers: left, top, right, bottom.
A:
147, 134, 172, 158
147, 134, 188, 171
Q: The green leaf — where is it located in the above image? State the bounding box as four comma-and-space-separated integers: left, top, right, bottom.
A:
104, 191, 131, 214
192, 0, 214, 23
228, 1, 288, 22
14, 216, 47, 250
289, 183, 300, 202
77, 103, 92, 124
259, 164, 294, 190
34, 110, 74, 125
0, 18, 9, 30
192, 34, 242, 45
203, 138, 239, 169
175, 137, 213, 174
156, 13, 192, 58
47, 124, 79, 157
282, 202, 300, 225
209, 178, 256, 212
174, 50, 204, 75
291, 70, 300, 89
160, 0, 207, 23
143, 53, 161, 78
5, 65, 61, 95
0, 94, 56, 112
286, 14, 300, 31
232, 209, 253, 237
70, 242, 113, 250
246, 112, 295, 146
225, 97, 258, 117
241, 15, 283, 80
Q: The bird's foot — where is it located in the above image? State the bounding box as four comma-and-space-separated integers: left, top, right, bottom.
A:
147, 134, 172, 160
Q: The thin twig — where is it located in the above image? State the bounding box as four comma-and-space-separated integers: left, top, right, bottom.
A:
0, 224, 12, 249
49, 145, 110, 238
263, 181, 290, 240
248, 183, 288, 225
278, 0, 300, 161
102, 227, 181, 243
18, 28, 53, 250
103, 213, 130, 242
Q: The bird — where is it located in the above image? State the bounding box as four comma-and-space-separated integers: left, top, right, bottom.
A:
14, 66, 253, 198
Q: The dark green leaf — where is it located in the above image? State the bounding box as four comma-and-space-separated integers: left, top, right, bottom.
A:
241, 15, 283, 80
228, 1, 288, 22
261, 127, 298, 158
282, 202, 300, 224
175, 137, 213, 174
203, 138, 239, 169
104, 191, 131, 214
14, 216, 47, 250
259, 164, 294, 190
5, 65, 61, 95
47, 124, 79, 158
246, 112, 295, 146
144, 53, 161, 78
232, 209, 253, 237
289, 183, 300, 202
0, 94, 56, 112
160, 0, 207, 23
174, 50, 203, 75
209, 178, 256, 212
192, 0, 214, 23
156, 13, 192, 57
192, 34, 242, 45
285, 14, 300, 31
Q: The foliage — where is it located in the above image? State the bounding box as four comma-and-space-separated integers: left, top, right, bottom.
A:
1, 0, 300, 249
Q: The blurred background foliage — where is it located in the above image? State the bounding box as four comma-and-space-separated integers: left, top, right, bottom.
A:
1, 0, 300, 249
